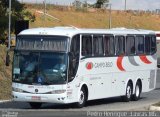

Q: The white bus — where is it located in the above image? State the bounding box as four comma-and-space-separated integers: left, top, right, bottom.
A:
12, 27, 157, 108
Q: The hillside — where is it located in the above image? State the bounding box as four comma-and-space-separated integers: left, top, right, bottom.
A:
27, 5, 160, 30
0, 45, 12, 99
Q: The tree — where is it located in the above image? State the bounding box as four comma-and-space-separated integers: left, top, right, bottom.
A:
72, 0, 83, 9
0, 0, 35, 42
95, 0, 109, 8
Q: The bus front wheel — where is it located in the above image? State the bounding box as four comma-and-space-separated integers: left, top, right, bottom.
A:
29, 102, 42, 109
75, 87, 87, 108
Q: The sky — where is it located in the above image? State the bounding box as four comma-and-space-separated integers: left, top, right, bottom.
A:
19, 0, 160, 11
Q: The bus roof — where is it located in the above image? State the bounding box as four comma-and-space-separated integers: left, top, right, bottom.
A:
18, 27, 155, 37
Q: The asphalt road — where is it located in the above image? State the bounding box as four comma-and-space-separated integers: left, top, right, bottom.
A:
0, 69, 160, 117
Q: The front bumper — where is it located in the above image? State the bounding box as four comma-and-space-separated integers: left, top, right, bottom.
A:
12, 91, 68, 104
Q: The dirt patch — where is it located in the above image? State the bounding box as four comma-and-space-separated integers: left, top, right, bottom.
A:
153, 102, 160, 107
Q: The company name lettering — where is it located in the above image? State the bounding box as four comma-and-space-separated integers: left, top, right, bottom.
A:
94, 62, 113, 68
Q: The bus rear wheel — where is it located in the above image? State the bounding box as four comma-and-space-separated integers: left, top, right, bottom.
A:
29, 102, 42, 109
122, 82, 133, 102
75, 87, 87, 108
132, 81, 141, 101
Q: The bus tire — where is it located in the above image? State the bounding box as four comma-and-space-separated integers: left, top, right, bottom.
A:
132, 81, 141, 101
29, 102, 42, 109
122, 82, 133, 102
75, 87, 87, 108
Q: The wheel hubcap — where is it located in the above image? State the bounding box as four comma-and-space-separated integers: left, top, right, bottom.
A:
79, 90, 84, 104
127, 86, 131, 99
135, 85, 140, 97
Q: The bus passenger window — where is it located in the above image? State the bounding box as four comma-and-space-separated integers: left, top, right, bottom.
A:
115, 36, 125, 55
145, 36, 151, 54
126, 36, 135, 55
93, 36, 104, 56
136, 36, 144, 54
82, 35, 92, 56
70, 35, 80, 58
104, 36, 114, 56
151, 36, 156, 54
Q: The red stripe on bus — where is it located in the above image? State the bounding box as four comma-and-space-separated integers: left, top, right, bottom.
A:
117, 56, 125, 71
156, 34, 160, 37
139, 55, 152, 64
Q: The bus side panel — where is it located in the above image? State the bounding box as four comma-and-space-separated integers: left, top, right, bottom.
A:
88, 73, 112, 100
76, 57, 114, 100
72, 54, 157, 102
121, 56, 157, 93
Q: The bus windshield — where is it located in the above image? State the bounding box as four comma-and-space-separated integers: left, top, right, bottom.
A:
13, 51, 68, 85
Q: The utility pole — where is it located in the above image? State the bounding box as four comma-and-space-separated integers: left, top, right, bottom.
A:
86, 0, 88, 9
8, 0, 11, 50
108, 3, 112, 29
125, 0, 127, 11
43, 0, 46, 27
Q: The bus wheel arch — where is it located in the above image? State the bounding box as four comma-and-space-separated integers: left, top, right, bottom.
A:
132, 79, 142, 101
122, 79, 133, 102
75, 84, 88, 108
82, 84, 88, 101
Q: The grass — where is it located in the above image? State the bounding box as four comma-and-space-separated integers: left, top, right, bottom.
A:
27, 4, 160, 30
0, 45, 12, 100
0, 78, 12, 100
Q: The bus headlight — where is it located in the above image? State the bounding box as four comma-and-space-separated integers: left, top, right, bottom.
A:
50, 90, 66, 94
12, 87, 23, 93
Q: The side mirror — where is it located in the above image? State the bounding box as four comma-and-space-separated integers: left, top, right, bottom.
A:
6, 51, 10, 66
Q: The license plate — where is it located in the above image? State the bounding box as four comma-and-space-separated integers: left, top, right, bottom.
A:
31, 96, 41, 100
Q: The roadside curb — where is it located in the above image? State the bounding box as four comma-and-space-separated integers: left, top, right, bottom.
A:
0, 100, 11, 103
149, 105, 160, 111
